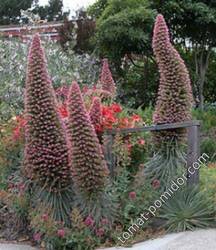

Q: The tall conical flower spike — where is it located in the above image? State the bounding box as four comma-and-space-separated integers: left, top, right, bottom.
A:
100, 58, 116, 95
89, 97, 102, 133
67, 81, 108, 196
24, 34, 71, 191
152, 14, 193, 145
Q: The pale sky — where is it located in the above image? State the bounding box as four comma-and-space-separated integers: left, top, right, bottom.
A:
38, 0, 96, 13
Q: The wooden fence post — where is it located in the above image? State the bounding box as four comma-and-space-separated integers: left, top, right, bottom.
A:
187, 124, 201, 185
104, 134, 115, 177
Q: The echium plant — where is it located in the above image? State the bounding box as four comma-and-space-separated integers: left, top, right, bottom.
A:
145, 15, 193, 187
84, 59, 117, 103
67, 82, 116, 225
99, 58, 116, 96
152, 14, 193, 145
24, 34, 72, 222
89, 97, 102, 133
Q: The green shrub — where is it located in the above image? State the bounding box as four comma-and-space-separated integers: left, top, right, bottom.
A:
193, 108, 216, 132
200, 166, 216, 201
159, 187, 215, 232
201, 138, 216, 161
0, 38, 99, 122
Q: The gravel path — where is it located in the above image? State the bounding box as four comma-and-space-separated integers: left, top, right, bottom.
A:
1, 229, 216, 250
98, 229, 216, 250
0, 244, 37, 250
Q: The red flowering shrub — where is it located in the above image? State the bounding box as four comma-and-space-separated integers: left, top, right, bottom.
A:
100, 103, 143, 131
58, 103, 69, 119
12, 116, 26, 141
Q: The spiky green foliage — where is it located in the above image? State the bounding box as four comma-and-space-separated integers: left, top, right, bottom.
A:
68, 81, 108, 195
73, 187, 117, 226
32, 185, 73, 223
24, 34, 72, 222
152, 14, 193, 145
144, 141, 186, 188
160, 187, 216, 232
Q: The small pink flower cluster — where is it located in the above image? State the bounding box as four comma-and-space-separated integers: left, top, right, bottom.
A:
129, 191, 136, 200
84, 215, 110, 238
152, 179, 160, 189
33, 228, 66, 243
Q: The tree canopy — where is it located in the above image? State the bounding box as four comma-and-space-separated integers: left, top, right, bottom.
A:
34, 0, 68, 22
90, 0, 156, 65
0, 0, 67, 25
0, 0, 35, 25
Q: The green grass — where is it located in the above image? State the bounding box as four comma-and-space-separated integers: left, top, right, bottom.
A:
200, 166, 216, 201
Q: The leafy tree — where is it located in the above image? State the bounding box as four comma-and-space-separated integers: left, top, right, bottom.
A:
75, 10, 96, 53
88, 0, 158, 108
90, 0, 156, 68
34, 0, 68, 21
0, 0, 35, 25
119, 58, 159, 108
88, 0, 108, 19
178, 46, 216, 107
151, 0, 216, 109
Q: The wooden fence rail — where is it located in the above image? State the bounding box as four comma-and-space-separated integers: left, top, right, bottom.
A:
104, 120, 201, 185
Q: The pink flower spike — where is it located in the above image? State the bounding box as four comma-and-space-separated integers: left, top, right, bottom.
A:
89, 97, 102, 133
100, 58, 116, 95
24, 33, 71, 190
67, 81, 108, 196
152, 14, 193, 144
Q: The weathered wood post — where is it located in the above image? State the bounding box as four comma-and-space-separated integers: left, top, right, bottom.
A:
103, 133, 115, 177
186, 121, 201, 185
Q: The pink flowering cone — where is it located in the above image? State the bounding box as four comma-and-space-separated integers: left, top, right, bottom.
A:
152, 14, 193, 145
100, 59, 116, 96
67, 81, 109, 196
24, 34, 71, 191
89, 97, 102, 133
